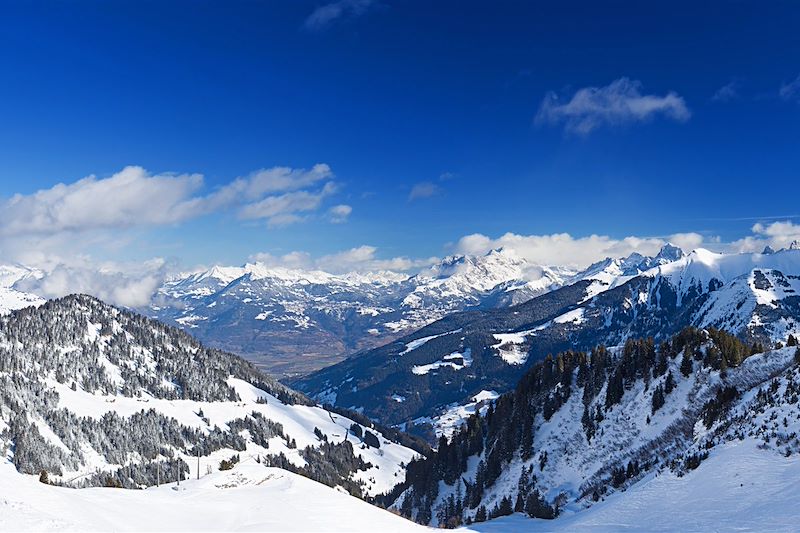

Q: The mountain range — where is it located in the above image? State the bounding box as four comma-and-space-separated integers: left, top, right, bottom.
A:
2, 246, 800, 530
293, 247, 800, 441
145, 246, 682, 377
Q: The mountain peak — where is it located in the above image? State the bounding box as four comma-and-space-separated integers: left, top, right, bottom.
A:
655, 242, 685, 262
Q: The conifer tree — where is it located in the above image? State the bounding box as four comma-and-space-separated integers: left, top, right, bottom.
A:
680, 349, 693, 377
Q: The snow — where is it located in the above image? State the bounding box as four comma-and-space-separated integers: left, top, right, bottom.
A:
400, 329, 462, 355
0, 461, 428, 532
412, 337, 800, 530
43, 377, 418, 497
491, 324, 551, 365
412, 349, 472, 375
489, 312, 578, 365
464, 440, 800, 532
553, 308, 585, 324
0, 286, 45, 314
413, 390, 499, 440
653, 248, 800, 303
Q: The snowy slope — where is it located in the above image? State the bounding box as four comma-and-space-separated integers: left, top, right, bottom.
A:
0, 461, 428, 532
464, 441, 800, 532
0, 295, 420, 499
392, 326, 800, 529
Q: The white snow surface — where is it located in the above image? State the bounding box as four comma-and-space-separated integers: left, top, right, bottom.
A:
413, 390, 499, 440
0, 461, 428, 532
651, 247, 800, 302
412, 349, 472, 375
401, 329, 462, 355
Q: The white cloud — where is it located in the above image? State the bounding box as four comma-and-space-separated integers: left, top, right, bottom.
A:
15, 257, 170, 308
209, 164, 333, 205
304, 0, 375, 31
779, 74, 800, 102
668, 232, 707, 251
712, 81, 740, 102
455, 231, 708, 269
328, 204, 353, 223
535, 77, 691, 135
730, 220, 800, 252
0, 166, 205, 236
0, 163, 346, 305
238, 182, 338, 224
248, 245, 436, 274
409, 181, 442, 200
317, 246, 437, 273
0, 164, 339, 237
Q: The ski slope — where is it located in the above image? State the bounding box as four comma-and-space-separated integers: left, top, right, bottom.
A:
0, 460, 428, 532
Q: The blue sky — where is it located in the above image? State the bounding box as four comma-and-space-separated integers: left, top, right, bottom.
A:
1, 0, 800, 280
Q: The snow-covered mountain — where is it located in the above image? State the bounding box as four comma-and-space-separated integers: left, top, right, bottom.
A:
388, 328, 800, 530
0, 295, 421, 501
0, 247, 683, 378
294, 247, 800, 440
0, 265, 45, 314
147, 247, 670, 376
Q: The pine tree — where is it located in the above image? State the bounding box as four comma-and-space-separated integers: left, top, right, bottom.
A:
664, 371, 676, 395
651, 385, 665, 414
680, 349, 693, 377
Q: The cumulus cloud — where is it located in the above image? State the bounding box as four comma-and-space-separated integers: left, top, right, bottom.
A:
15, 258, 170, 308
328, 204, 353, 223
0, 164, 339, 239
0, 166, 205, 237
454, 231, 708, 269
779, 74, 800, 102
730, 221, 800, 252
409, 181, 442, 200
304, 0, 376, 31
535, 77, 691, 135
0, 163, 346, 306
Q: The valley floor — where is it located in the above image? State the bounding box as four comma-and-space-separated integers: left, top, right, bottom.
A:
0, 460, 427, 532
464, 439, 800, 532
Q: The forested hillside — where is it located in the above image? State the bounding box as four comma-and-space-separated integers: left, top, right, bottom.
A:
383, 327, 800, 527
0, 295, 420, 498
